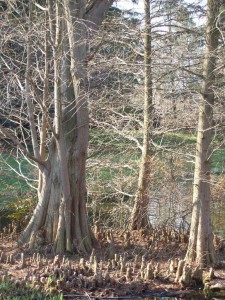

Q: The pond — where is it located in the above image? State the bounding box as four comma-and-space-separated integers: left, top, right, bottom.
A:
144, 298, 199, 300
145, 298, 204, 300
75, 296, 221, 300
56, 296, 225, 300
131, 297, 223, 300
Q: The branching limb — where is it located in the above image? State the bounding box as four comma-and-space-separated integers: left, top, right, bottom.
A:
0, 124, 46, 167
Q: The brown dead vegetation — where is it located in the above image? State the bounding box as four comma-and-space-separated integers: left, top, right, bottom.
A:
0, 224, 225, 298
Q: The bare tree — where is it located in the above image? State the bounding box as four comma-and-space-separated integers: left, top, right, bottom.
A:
185, 0, 221, 266
86, 0, 206, 231
130, 0, 153, 230
0, 0, 114, 254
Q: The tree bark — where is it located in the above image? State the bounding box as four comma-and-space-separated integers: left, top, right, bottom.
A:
185, 0, 220, 267
130, 0, 153, 230
20, 0, 114, 254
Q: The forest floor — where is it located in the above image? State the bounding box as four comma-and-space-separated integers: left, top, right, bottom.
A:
0, 228, 225, 299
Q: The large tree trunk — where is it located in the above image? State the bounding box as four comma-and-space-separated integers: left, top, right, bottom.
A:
185, 0, 220, 267
20, 0, 114, 254
130, 0, 153, 230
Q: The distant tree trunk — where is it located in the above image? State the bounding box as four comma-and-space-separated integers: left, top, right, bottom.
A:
131, 0, 152, 230
168, 4, 177, 122
185, 0, 220, 266
20, 0, 114, 254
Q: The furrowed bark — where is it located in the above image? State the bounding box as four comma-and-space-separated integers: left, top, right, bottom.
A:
131, 0, 153, 230
20, 0, 113, 254
185, 0, 220, 267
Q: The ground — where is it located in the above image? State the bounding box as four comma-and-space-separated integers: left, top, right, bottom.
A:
0, 226, 225, 299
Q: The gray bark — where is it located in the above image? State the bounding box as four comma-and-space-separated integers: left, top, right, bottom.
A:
131, 0, 153, 230
185, 0, 220, 267
20, 0, 114, 254
86, 0, 114, 29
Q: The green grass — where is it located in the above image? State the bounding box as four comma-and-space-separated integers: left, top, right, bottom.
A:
0, 129, 220, 192
158, 132, 197, 145
1, 129, 225, 217
0, 129, 224, 235
211, 149, 225, 173
1, 131, 225, 193
153, 132, 225, 175
0, 153, 34, 202
212, 201, 225, 238
0, 279, 63, 300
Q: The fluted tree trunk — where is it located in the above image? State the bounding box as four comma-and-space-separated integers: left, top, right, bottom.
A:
185, 0, 221, 267
19, 0, 114, 254
131, 0, 153, 230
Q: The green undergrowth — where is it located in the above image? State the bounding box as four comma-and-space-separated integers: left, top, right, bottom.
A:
0, 152, 36, 227
211, 149, 225, 173
0, 153, 34, 203
1, 130, 224, 196
0, 279, 63, 300
0, 197, 36, 228
1, 130, 224, 200
157, 131, 197, 145
1, 129, 225, 229
157, 132, 225, 173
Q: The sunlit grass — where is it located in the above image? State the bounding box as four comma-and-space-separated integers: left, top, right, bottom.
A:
0, 153, 34, 203
0, 278, 63, 300
165, 132, 197, 143
1, 129, 225, 201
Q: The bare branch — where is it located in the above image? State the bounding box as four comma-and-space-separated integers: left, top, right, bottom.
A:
0, 124, 46, 166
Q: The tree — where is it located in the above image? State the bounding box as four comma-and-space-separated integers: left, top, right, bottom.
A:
0, 0, 114, 254
87, 0, 205, 231
130, 0, 196, 230
185, 0, 221, 266
130, 0, 153, 230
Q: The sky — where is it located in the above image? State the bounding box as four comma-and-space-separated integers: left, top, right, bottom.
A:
116, 0, 207, 25
116, 0, 207, 13
116, 0, 144, 14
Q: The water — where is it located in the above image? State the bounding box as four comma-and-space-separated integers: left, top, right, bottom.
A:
145, 298, 203, 300
133, 297, 224, 300
125, 294, 225, 300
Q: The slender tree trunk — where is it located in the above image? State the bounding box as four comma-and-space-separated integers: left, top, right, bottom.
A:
25, 0, 41, 162
131, 0, 153, 230
168, 5, 177, 122
185, 0, 220, 267
20, 0, 114, 254
40, 10, 49, 161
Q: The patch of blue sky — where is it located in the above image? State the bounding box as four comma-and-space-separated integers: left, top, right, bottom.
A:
115, 0, 207, 26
